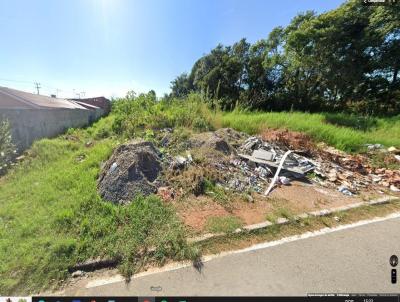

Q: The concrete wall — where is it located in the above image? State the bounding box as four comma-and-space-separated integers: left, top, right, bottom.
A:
0, 107, 105, 152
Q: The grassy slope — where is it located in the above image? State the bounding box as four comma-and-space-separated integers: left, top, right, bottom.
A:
221, 111, 400, 152
0, 117, 197, 294
0, 134, 115, 292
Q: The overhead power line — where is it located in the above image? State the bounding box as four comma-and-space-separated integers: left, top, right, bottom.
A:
0, 76, 86, 98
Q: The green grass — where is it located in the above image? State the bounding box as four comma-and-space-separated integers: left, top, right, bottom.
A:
265, 207, 294, 223
0, 117, 198, 295
205, 216, 243, 234
221, 111, 400, 152
204, 179, 229, 205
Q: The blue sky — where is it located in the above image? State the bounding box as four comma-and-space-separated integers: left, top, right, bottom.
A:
0, 0, 345, 98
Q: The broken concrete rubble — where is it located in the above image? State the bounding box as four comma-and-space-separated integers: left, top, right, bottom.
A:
239, 136, 315, 176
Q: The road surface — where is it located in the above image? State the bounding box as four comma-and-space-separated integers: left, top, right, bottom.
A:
64, 214, 400, 296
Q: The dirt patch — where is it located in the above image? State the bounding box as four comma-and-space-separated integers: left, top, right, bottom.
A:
176, 196, 231, 231
261, 129, 316, 155
269, 180, 363, 211
173, 180, 367, 232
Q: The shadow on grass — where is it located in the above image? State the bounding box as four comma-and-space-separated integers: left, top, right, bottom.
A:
323, 113, 378, 132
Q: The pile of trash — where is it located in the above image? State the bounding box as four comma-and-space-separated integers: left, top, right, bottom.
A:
313, 145, 400, 194
97, 128, 400, 204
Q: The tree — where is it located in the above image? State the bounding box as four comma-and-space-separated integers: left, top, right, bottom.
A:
169, 0, 400, 115
170, 73, 193, 98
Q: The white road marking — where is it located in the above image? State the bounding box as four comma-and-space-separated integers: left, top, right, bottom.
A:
85, 211, 400, 289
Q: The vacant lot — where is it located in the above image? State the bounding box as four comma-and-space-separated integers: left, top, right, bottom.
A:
1, 94, 399, 294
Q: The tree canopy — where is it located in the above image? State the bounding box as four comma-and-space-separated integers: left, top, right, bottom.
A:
170, 0, 400, 115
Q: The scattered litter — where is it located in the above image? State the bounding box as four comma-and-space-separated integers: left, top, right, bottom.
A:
338, 185, 353, 196
109, 162, 118, 172
170, 154, 192, 170
371, 175, 382, 183
175, 155, 187, 165
99, 127, 398, 205
365, 143, 383, 150
390, 185, 400, 192
71, 270, 84, 278
254, 166, 272, 179
157, 186, 175, 201
279, 176, 291, 185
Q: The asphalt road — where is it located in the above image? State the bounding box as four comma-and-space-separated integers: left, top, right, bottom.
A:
65, 215, 400, 296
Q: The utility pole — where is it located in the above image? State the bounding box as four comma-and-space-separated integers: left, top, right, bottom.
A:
56, 89, 61, 97
34, 82, 41, 94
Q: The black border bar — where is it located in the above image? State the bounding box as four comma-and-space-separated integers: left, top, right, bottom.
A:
33, 295, 400, 302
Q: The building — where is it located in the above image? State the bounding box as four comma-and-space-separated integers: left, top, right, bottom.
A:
0, 86, 107, 152
69, 97, 111, 114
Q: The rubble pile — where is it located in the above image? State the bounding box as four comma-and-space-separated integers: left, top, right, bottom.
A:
314, 146, 400, 194
97, 128, 400, 205
98, 141, 163, 204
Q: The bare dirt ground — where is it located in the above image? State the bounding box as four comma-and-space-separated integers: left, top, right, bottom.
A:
173, 180, 382, 232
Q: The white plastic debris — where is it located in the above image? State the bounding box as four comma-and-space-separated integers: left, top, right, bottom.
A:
264, 150, 292, 196
338, 185, 353, 196
394, 155, 400, 162
365, 143, 383, 151
110, 162, 118, 173
279, 176, 291, 185
254, 166, 271, 178
175, 155, 187, 165
390, 185, 400, 192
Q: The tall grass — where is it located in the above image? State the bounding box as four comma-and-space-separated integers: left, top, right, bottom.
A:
112, 93, 222, 137
221, 111, 400, 151
0, 117, 198, 294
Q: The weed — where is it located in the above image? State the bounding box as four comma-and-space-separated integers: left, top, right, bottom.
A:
204, 179, 229, 205
266, 207, 294, 223
205, 216, 243, 234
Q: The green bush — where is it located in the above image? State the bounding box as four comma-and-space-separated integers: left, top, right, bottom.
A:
111, 92, 220, 138
0, 117, 16, 173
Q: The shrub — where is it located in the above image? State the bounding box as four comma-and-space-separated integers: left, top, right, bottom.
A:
111, 92, 220, 138
0, 117, 16, 173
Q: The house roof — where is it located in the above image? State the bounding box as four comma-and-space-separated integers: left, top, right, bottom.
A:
0, 86, 89, 110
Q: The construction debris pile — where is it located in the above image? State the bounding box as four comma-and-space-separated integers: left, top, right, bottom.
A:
98, 128, 400, 204
314, 145, 400, 194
